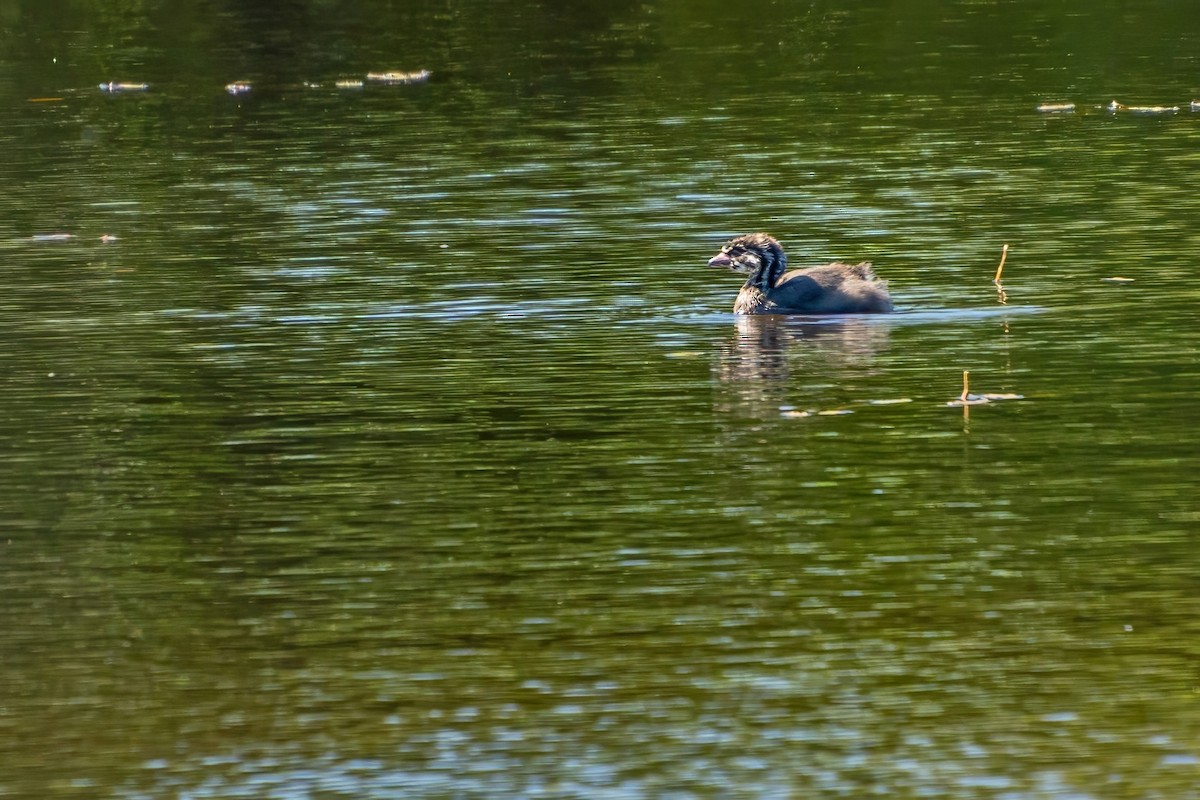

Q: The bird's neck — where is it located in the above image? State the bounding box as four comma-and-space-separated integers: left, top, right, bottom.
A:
734, 286, 768, 314
744, 259, 785, 293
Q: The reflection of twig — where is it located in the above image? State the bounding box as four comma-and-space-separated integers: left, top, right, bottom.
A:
993, 244, 1009, 283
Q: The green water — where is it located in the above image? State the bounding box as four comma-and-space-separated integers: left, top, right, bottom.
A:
3, 1, 1200, 797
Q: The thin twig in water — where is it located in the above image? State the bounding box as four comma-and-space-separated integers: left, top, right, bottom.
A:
993, 244, 1009, 284
961, 370, 970, 402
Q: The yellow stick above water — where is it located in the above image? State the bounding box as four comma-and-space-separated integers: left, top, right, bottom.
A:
993, 244, 1009, 284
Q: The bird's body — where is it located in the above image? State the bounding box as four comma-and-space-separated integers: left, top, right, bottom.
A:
708, 233, 893, 315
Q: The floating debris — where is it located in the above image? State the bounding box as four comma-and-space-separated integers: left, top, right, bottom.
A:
1129, 105, 1179, 116
1101, 276, 1135, 284
225, 81, 252, 96
335, 79, 365, 90
946, 370, 1024, 407
779, 407, 853, 419
1107, 100, 1179, 116
1035, 99, 1200, 117
27, 97, 65, 103
1036, 103, 1075, 113
366, 69, 432, 85
29, 233, 120, 243
866, 398, 913, 406
99, 81, 149, 93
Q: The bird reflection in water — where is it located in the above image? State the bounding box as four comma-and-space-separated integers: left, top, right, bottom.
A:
713, 314, 890, 418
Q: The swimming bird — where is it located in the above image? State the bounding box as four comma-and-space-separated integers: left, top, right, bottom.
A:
707, 233, 893, 315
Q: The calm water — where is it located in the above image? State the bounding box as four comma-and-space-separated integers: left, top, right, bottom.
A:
3, 1, 1200, 797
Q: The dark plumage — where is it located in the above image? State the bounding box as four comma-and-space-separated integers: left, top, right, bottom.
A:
707, 233, 893, 315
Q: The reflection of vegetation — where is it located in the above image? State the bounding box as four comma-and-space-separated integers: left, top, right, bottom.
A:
7, 0, 1200, 104
7, 0, 653, 92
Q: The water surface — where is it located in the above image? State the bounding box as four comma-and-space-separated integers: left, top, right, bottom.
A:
3, 1, 1200, 797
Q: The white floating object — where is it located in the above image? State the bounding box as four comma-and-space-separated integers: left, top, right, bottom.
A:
99, 81, 149, 92
947, 370, 1023, 407
1108, 100, 1179, 115
946, 392, 1024, 407
1129, 105, 1179, 116
365, 69, 432, 85
225, 81, 252, 95
1036, 103, 1075, 113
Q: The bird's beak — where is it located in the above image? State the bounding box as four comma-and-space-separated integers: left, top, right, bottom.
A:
708, 252, 732, 268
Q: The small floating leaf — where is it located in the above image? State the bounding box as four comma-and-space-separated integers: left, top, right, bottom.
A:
1101, 276, 1135, 284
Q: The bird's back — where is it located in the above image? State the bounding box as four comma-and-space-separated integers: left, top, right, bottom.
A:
739, 262, 892, 314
